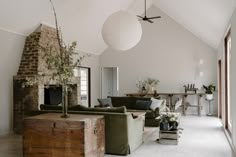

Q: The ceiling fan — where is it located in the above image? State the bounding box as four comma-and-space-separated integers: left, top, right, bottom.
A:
137, 0, 161, 23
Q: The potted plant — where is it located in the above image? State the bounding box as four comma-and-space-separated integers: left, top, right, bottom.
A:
203, 84, 216, 100
157, 112, 179, 131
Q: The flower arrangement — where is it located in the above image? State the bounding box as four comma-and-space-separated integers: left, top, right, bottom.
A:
146, 78, 159, 86
156, 112, 179, 131
136, 77, 159, 93
157, 112, 179, 122
136, 80, 147, 91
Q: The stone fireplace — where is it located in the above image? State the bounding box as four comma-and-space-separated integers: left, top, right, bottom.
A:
13, 24, 80, 134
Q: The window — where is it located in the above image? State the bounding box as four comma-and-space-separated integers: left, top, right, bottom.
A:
79, 67, 91, 107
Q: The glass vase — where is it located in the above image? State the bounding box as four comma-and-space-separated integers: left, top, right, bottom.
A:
61, 84, 69, 118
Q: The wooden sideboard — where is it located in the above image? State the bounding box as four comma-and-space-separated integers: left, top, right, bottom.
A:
126, 92, 205, 115
23, 113, 105, 157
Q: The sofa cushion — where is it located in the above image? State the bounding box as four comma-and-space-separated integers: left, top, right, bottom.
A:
110, 97, 135, 109
97, 98, 112, 107
72, 105, 126, 113
135, 100, 152, 110
150, 97, 163, 111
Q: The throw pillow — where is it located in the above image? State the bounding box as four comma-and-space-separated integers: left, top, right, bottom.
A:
150, 97, 163, 111
135, 100, 152, 110
97, 98, 112, 107
159, 99, 167, 112
174, 98, 182, 110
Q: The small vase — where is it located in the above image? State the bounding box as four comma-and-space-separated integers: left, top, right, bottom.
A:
169, 121, 178, 131
61, 84, 69, 118
160, 121, 169, 131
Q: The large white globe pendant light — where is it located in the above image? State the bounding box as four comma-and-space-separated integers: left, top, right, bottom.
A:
102, 10, 142, 51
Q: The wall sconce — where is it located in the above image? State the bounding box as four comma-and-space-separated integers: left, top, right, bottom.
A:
199, 59, 204, 77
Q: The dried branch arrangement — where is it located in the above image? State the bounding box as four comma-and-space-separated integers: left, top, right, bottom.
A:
23, 0, 90, 87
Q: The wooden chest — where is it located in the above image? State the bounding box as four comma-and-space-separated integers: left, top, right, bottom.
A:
23, 113, 105, 157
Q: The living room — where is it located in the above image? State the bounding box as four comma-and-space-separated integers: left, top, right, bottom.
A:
0, 0, 236, 156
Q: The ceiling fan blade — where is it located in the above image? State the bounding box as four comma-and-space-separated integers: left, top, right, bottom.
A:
137, 15, 143, 19
147, 16, 161, 20
147, 19, 154, 23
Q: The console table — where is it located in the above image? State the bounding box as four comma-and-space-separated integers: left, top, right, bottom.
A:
126, 93, 205, 115
23, 113, 105, 157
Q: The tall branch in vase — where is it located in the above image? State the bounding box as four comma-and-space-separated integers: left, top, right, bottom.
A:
49, 0, 90, 118
24, 0, 90, 118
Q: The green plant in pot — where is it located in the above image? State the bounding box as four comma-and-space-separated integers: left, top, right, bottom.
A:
203, 84, 216, 100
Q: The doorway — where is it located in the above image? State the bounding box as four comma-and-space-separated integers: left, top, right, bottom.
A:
79, 67, 91, 107
218, 59, 222, 119
101, 67, 119, 98
224, 29, 231, 133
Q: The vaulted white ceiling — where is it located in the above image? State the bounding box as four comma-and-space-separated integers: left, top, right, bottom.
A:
0, 0, 235, 54
153, 0, 236, 49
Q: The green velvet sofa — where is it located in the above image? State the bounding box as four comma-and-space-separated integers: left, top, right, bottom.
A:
30, 106, 145, 155
109, 96, 161, 127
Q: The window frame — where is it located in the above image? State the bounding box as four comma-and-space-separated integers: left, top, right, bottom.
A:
78, 66, 91, 107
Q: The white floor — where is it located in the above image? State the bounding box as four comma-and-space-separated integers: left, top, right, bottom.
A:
0, 116, 233, 157
106, 116, 233, 157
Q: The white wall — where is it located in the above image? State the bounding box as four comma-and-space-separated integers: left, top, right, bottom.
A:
0, 29, 25, 135
100, 6, 217, 115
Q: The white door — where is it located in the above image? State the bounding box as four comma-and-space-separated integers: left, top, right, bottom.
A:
101, 67, 119, 98
80, 68, 89, 107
